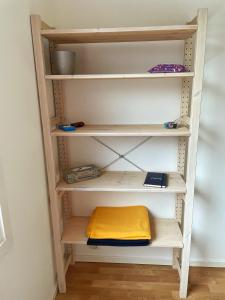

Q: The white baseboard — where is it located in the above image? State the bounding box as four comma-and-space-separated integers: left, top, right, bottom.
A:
52, 284, 58, 300
75, 254, 225, 268
190, 259, 225, 268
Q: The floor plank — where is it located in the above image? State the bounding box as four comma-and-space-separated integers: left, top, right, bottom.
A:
55, 262, 225, 300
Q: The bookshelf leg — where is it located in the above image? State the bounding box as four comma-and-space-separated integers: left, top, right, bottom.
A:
179, 241, 191, 298
179, 193, 193, 299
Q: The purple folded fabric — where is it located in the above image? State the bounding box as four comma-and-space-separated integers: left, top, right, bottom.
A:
148, 64, 189, 73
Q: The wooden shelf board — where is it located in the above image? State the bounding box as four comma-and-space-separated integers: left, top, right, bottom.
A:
57, 171, 186, 193
61, 216, 183, 248
51, 124, 190, 137
45, 72, 194, 80
41, 25, 197, 43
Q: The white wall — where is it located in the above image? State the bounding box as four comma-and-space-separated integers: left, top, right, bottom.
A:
0, 1, 57, 299
49, 0, 225, 266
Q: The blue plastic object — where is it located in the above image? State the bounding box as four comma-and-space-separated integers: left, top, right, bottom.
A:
58, 124, 76, 131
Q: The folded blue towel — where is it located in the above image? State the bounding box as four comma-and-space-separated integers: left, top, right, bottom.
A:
87, 238, 151, 247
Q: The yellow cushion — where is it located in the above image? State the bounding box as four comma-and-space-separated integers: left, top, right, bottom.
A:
87, 206, 151, 240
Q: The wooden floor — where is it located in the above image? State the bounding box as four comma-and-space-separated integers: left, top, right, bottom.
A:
56, 262, 225, 300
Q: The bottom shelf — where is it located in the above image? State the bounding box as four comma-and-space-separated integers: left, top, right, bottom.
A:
61, 216, 183, 248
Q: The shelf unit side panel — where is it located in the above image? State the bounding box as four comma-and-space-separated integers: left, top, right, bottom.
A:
30, 15, 66, 293
49, 43, 73, 265
179, 8, 208, 298
49, 43, 72, 224
173, 36, 194, 268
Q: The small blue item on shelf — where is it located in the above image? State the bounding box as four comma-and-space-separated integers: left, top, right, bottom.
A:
58, 124, 76, 131
164, 121, 178, 129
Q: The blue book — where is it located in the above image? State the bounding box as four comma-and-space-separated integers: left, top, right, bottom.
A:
144, 172, 168, 188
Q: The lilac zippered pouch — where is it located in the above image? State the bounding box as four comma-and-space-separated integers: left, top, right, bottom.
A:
148, 64, 189, 73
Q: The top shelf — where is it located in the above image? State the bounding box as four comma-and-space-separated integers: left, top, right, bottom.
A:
41, 25, 197, 44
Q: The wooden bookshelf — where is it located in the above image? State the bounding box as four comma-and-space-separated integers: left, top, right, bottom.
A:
31, 9, 207, 297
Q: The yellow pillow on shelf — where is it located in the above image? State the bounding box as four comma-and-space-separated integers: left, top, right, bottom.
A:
87, 206, 151, 240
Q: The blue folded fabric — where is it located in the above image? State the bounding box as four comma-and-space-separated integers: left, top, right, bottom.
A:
87, 238, 151, 247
